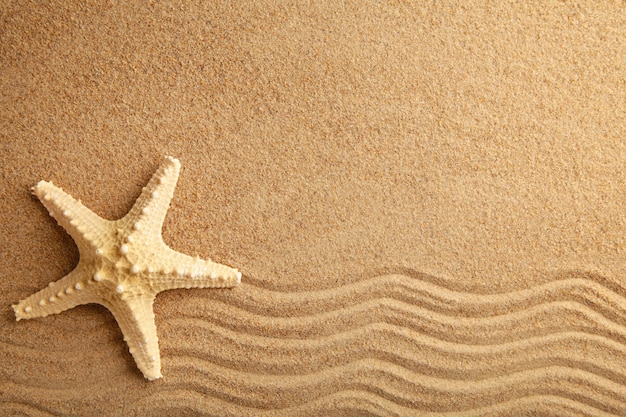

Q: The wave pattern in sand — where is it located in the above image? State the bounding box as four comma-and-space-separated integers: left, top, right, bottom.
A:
3, 271, 626, 416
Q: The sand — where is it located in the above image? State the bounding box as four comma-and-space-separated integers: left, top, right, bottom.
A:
1, 1, 626, 415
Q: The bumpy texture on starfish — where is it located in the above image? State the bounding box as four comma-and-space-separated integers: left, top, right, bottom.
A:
12, 156, 242, 380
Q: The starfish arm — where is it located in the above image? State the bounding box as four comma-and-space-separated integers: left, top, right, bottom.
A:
121, 156, 181, 236
32, 181, 111, 252
12, 265, 97, 321
148, 246, 242, 292
106, 293, 162, 380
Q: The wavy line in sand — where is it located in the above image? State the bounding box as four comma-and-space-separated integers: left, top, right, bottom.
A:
146, 359, 626, 414
129, 390, 621, 417
5, 327, 626, 410
3, 391, 619, 417
3, 389, 620, 417
177, 297, 626, 344
6, 320, 626, 409
151, 273, 626, 414
0, 380, 102, 417
240, 269, 626, 294
0, 339, 115, 361
6, 272, 626, 416
211, 273, 626, 322
161, 320, 626, 382
0, 338, 134, 390
0, 401, 56, 417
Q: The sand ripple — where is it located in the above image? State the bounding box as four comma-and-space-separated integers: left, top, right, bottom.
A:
3, 272, 626, 416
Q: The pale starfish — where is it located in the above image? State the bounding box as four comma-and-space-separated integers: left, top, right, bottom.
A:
12, 156, 242, 380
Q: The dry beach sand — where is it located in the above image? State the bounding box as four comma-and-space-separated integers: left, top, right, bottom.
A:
2, 1, 626, 415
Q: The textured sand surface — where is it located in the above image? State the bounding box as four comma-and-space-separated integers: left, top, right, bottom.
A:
2, 1, 626, 416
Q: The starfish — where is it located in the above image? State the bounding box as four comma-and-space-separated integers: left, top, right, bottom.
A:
12, 156, 242, 380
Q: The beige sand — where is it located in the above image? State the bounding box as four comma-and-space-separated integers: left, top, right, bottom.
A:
1, 1, 626, 415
